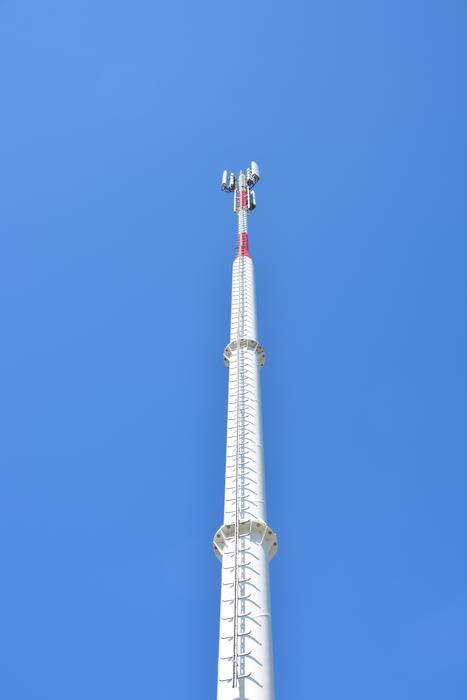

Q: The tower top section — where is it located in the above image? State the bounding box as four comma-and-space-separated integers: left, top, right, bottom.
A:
220, 162, 260, 257
221, 161, 260, 213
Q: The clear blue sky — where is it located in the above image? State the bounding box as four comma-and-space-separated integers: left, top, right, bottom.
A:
1, 2, 466, 698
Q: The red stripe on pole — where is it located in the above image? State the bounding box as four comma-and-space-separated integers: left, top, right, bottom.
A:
236, 233, 250, 257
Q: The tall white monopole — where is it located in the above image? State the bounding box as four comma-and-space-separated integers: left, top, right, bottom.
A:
214, 165, 277, 700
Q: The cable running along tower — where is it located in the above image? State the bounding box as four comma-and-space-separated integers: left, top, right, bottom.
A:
214, 163, 277, 700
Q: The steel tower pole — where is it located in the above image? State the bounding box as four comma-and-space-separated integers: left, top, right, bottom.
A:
214, 164, 277, 700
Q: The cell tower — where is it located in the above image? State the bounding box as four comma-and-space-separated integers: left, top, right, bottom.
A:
213, 163, 278, 699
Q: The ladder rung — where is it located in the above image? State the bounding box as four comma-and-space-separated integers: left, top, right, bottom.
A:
220, 650, 252, 661
221, 629, 252, 640
222, 577, 251, 587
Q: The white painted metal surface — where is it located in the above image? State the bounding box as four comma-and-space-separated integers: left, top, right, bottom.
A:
215, 165, 277, 700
